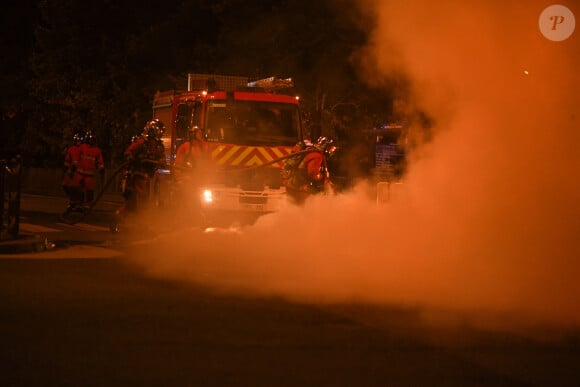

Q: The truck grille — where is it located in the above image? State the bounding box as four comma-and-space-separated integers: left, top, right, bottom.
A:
222, 167, 283, 189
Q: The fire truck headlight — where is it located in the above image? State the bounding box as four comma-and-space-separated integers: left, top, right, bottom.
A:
202, 189, 213, 204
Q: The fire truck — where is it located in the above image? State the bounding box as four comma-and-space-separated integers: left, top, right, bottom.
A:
152, 73, 304, 225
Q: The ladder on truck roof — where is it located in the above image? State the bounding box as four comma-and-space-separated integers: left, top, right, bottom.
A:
187, 74, 248, 92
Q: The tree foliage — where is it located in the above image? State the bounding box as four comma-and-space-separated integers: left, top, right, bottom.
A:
2, 0, 411, 168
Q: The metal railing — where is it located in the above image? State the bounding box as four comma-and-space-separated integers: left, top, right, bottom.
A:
0, 155, 22, 240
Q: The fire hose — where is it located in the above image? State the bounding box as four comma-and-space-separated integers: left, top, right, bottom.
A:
59, 160, 131, 225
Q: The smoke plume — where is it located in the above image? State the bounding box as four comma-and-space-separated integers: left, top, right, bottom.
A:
128, 0, 580, 331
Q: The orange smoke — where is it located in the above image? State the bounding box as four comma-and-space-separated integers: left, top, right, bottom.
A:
128, 0, 580, 330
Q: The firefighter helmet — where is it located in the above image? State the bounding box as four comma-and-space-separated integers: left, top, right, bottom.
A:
72, 132, 83, 144
188, 126, 202, 141
143, 119, 165, 140
314, 136, 337, 157
85, 130, 97, 145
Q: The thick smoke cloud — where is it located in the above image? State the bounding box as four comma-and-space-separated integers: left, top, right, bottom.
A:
355, 0, 580, 322
128, 1, 580, 331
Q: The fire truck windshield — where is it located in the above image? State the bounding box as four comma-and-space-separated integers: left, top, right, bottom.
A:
204, 100, 300, 146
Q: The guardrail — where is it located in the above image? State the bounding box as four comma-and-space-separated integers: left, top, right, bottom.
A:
0, 155, 22, 240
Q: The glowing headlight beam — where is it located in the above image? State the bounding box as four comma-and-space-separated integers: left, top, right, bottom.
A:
202, 189, 213, 203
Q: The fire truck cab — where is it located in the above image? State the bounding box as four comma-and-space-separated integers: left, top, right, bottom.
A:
152, 74, 303, 225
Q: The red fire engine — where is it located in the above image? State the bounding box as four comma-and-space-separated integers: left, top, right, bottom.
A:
152, 73, 303, 225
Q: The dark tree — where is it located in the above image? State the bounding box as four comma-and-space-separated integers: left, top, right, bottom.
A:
7, 0, 418, 173
0, 0, 39, 159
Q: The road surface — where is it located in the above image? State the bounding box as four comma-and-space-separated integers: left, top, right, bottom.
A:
1, 194, 579, 386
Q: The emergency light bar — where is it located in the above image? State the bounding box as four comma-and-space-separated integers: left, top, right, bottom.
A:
187, 74, 294, 93
246, 77, 294, 91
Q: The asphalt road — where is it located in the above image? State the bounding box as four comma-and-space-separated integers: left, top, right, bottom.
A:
1, 194, 579, 386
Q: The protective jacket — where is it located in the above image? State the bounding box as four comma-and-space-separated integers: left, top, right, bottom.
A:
77, 143, 105, 191
284, 147, 329, 198
62, 144, 83, 188
124, 138, 165, 177
175, 139, 208, 173
114, 137, 166, 219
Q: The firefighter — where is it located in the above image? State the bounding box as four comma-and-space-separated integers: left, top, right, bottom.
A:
110, 119, 166, 232
61, 132, 84, 211
174, 126, 208, 219
119, 134, 142, 199
175, 127, 208, 173
77, 130, 105, 205
284, 136, 337, 203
